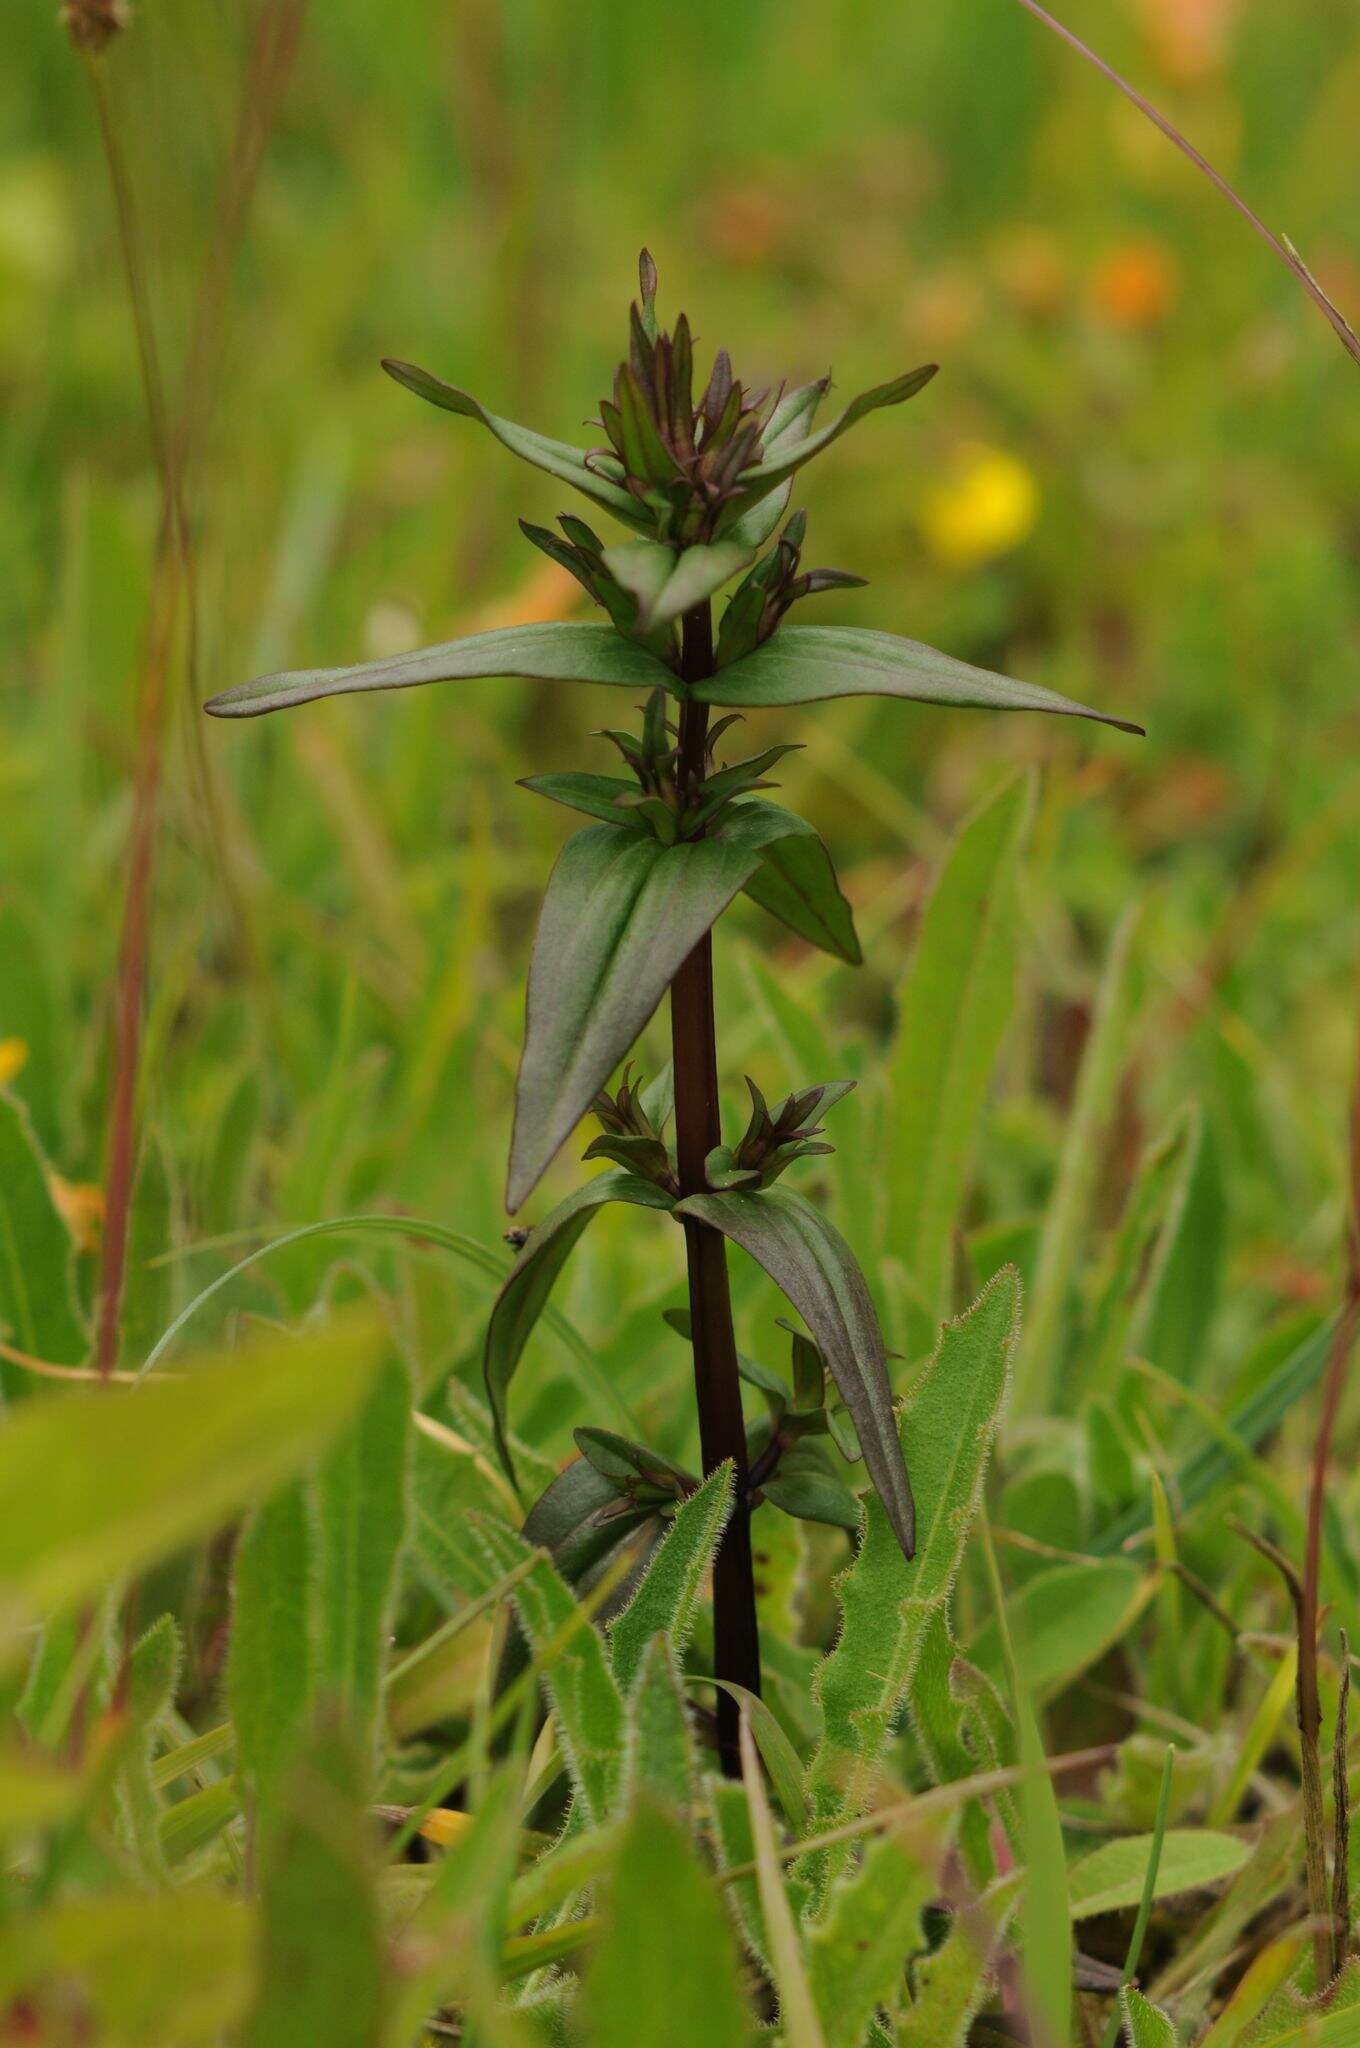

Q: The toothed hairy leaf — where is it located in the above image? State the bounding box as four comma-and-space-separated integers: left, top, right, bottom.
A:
312, 1354, 411, 1761
1121, 1988, 1181, 2048
896, 1878, 1021, 2048
582, 1795, 752, 2048
672, 1187, 915, 1561
509, 808, 823, 1210
483, 1170, 672, 1477
808, 1828, 935, 2048
694, 624, 1143, 733
113, 1613, 182, 1876
205, 622, 677, 720
608, 1462, 734, 1692
887, 774, 1032, 1315
623, 1634, 697, 1811
805, 1271, 1018, 1881
470, 1514, 625, 1824
708, 1775, 776, 1974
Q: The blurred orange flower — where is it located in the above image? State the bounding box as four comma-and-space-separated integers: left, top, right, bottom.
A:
1137, 0, 1239, 82
1091, 240, 1180, 329
919, 445, 1039, 571
0, 1038, 27, 1087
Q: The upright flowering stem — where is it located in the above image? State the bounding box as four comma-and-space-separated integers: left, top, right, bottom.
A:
671, 600, 762, 1773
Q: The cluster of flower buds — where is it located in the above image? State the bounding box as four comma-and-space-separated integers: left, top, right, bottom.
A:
714, 509, 866, 668
584, 1064, 677, 1193
704, 1077, 855, 1192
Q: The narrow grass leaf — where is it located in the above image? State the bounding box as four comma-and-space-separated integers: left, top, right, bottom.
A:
886, 774, 1032, 1314
740, 1711, 827, 2048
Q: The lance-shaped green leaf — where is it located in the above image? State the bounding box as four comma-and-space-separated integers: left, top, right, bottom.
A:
242, 1709, 387, 2048
602, 538, 752, 631
519, 771, 639, 827
722, 366, 939, 523
672, 1186, 915, 1561
733, 800, 861, 964
470, 1513, 626, 1824
1121, 1989, 1181, 2048
229, 1478, 314, 1814
695, 624, 1144, 733
380, 357, 655, 530
0, 1310, 383, 1659
968, 1558, 1150, 1698
724, 380, 829, 551
484, 1169, 674, 1475
887, 774, 1032, 1314
608, 1462, 734, 1692
312, 1354, 412, 1760
1067, 1830, 1249, 1920
204, 621, 678, 720
808, 1826, 935, 2048
508, 810, 815, 1209
805, 1271, 1018, 1877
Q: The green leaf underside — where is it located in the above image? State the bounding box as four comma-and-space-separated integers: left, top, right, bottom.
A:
698, 625, 1143, 732
806, 1273, 1018, 1860
205, 622, 677, 720
380, 358, 654, 529
672, 1186, 915, 1560
484, 1170, 673, 1476
1067, 1829, 1249, 1919
509, 806, 817, 1209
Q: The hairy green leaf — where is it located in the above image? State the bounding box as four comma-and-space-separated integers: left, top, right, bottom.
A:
485, 1169, 674, 1471
205, 621, 676, 720
384, 1771, 521, 2043
242, 1710, 387, 2048
624, 1633, 697, 1811
0, 1310, 383, 1657
471, 1513, 626, 1823
228, 1479, 314, 1813
886, 774, 1032, 1313
674, 1186, 915, 1559
695, 624, 1143, 731
808, 1826, 934, 2048
313, 1355, 412, 1758
896, 1878, 1020, 2048
1121, 1988, 1181, 2047
806, 1272, 1017, 1872
740, 1711, 826, 2048
582, 1794, 752, 2048
608, 1462, 734, 1691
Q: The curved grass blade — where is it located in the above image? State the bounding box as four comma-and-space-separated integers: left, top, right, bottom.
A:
696, 624, 1144, 732
205, 622, 678, 719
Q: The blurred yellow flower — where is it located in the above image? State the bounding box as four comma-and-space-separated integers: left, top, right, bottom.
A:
0, 1038, 28, 1086
49, 1173, 104, 1253
919, 445, 1039, 571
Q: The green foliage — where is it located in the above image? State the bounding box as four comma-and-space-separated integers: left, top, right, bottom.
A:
0, 1090, 85, 1374
608, 1461, 734, 1690
886, 773, 1032, 1315
807, 1827, 933, 2048
1121, 1990, 1181, 2048
228, 1480, 313, 1812
1067, 1829, 1250, 1919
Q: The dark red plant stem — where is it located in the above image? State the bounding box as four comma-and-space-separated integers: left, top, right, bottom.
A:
671, 601, 762, 1775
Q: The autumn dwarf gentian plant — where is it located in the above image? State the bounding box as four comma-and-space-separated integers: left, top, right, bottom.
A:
208, 253, 1137, 1771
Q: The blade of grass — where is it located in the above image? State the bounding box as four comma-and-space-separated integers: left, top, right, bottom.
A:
1097, 1746, 1175, 2048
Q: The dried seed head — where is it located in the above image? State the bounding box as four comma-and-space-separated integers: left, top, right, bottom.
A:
61, 0, 129, 55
